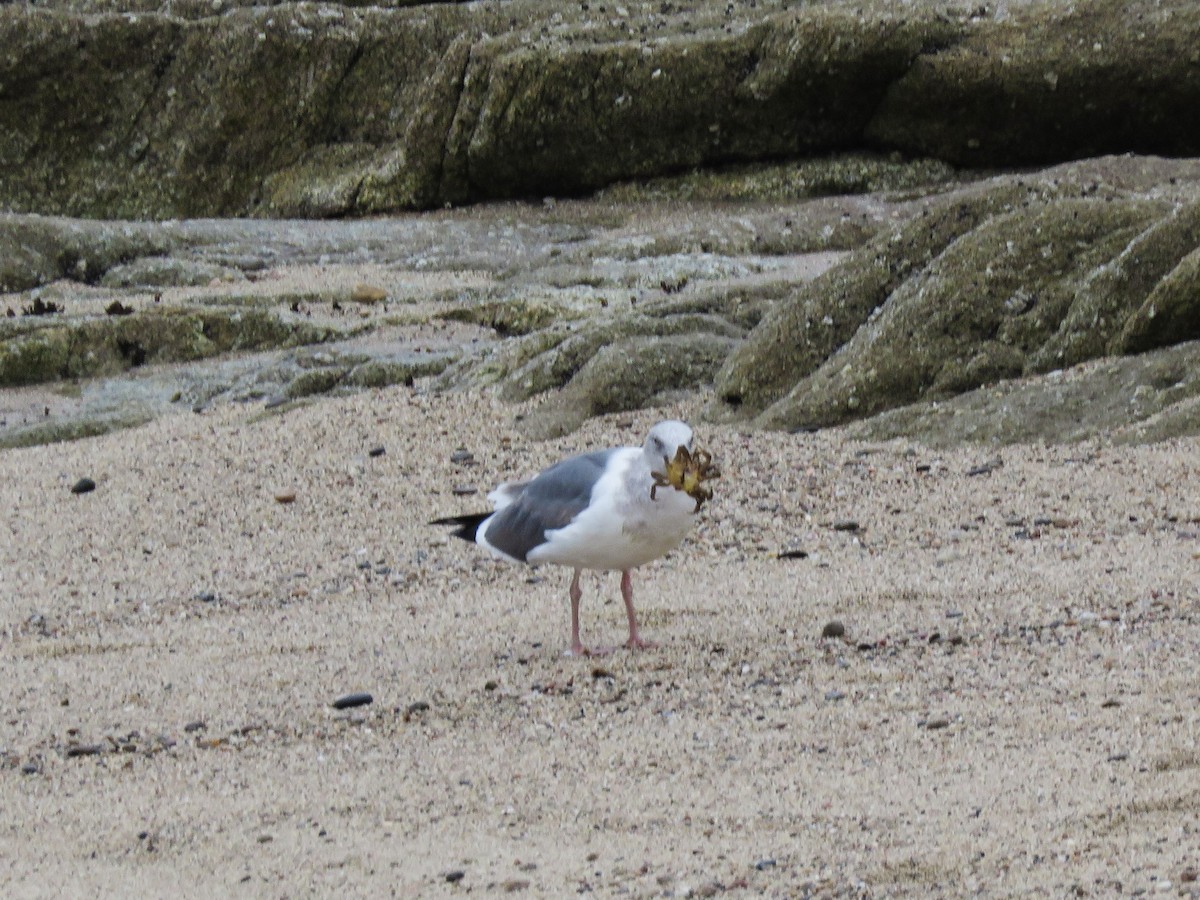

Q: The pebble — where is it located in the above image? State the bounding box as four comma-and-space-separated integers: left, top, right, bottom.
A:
66, 743, 105, 758
184, 720, 207, 732
195, 591, 217, 603
450, 448, 474, 465
368, 445, 386, 457
754, 858, 776, 870
777, 548, 808, 560
274, 490, 296, 504
404, 701, 431, 721
832, 520, 860, 532
924, 717, 950, 730
966, 458, 1002, 476
332, 692, 373, 710
452, 484, 477, 495
824, 690, 845, 702
70, 477, 96, 495
821, 620, 845, 639
445, 870, 465, 883
20, 762, 40, 775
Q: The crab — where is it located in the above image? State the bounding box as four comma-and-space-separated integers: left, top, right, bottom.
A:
650, 446, 721, 512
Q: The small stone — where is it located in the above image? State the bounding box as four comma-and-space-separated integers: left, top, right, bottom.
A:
754, 858, 776, 870
195, 591, 217, 603
451, 484, 477, 496
183, 720, 206, 732
66, 743, 104, 758
966, 458, 1002, 476
832, 520, 860, 532
71, 477, 96, 495
1180, 867, 1197, 883
332, 692, 373, 710
20, 762, 40, 775
404, 701, 431, 721
821, 620, 845, 639
924, 717, 950, 730
368, 446, 386, 458
824, 690, 845, 702
445, 870, 465, 883
776, 548, 808, 560
274, 490, 296, 504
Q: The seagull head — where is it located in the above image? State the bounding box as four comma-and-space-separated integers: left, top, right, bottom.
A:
643, 420, 694, 473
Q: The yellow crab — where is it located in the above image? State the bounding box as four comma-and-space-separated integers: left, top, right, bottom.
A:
650, 446, 721, 512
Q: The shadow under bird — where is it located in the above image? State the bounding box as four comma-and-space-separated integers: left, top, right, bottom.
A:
431, 420, 719, 656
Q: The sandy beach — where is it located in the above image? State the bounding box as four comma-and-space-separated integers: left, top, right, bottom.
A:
2, 386, 1199, 897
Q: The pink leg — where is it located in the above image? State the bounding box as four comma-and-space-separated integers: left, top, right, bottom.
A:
621, 569, 657, 651
567, 568, 587, 657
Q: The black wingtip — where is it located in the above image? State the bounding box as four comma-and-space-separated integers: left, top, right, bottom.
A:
430, 512, 489, 543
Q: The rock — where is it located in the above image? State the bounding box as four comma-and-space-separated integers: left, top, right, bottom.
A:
65, 743, 105, 758
274, 491, 297, 504
70, 477, 96, 494
331, 692, 373, 710
821, 621, 846, 639
100, 258, 244, 289
715, 156, 1200, 436
368, 446, 386, 458
444, 871, 465, 883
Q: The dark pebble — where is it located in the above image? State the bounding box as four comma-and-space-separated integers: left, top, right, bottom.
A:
445, 870, 465, 883
450, 449, 474, 465
183, 720, 207, 733
946, 610, 964, 618
195, 591, 217, 603
966, 458, 1002, 476
924, 717, 950, 730
70, 477, 96, 495
332, 692, 373, 710
66, 743, 104, 758
832, 520, 860, 532
824, 690, 845, 702
20, 763, 40, 775
821, 620, 845, 639
1108, 752, 1129, 762
777, 549, 808, 560
404, 701, 431, 721
368, 446, 386, 458
451, 484, 477, 495
754, 859, 776, 870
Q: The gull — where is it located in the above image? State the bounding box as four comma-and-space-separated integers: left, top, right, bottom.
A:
432, 420, 704, 656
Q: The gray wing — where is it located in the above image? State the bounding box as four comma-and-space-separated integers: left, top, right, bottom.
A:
482, 449, 615, 562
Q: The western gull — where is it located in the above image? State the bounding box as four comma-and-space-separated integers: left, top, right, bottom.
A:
432, 420, 708, 656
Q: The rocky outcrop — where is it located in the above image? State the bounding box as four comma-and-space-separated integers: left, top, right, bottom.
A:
2, 0, 1199, 218
714, 156, 1200, 433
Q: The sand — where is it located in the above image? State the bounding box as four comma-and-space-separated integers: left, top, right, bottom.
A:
2, 386, 1199, 897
